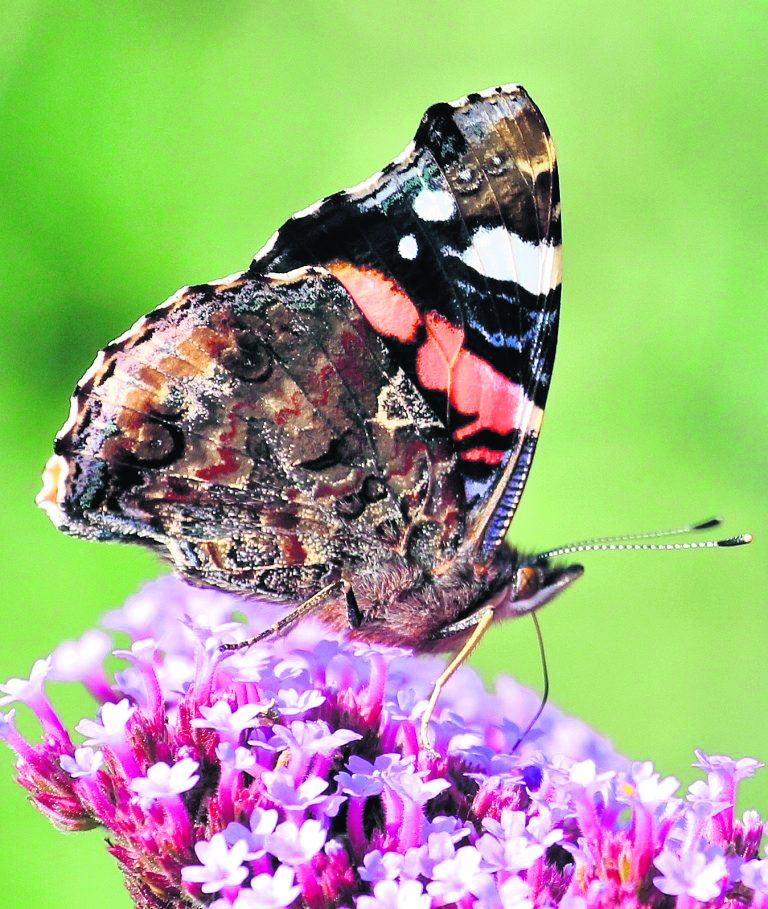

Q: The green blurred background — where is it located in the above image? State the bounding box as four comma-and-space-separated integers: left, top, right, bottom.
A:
0, 1, 765, 905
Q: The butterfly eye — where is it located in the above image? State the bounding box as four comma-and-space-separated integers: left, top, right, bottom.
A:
405, 520, 442, 569
514, 565, 539, 598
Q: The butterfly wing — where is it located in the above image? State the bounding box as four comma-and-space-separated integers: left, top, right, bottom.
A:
252, 84, 562, 559
40, 267, 464, 600
39, 84, 561, 600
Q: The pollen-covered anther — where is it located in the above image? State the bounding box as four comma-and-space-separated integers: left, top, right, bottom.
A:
35, 454, 69, 526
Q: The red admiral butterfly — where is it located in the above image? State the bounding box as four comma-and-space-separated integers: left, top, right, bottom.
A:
36, 85, 749, 744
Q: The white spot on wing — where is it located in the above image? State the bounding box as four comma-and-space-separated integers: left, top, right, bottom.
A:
413, 188, 456, 222
494, 82, 523, 95
479, 83, 521, 99
454, 226, 561, 296
265, 265, 332, 286
397, 234, 418, 260
449, 94, 470, 109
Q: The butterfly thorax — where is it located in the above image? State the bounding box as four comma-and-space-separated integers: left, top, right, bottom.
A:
316, 543, 583, 652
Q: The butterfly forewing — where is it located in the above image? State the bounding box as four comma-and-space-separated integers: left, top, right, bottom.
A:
252, 85, 562, 558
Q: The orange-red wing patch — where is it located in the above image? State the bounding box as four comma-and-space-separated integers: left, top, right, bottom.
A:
462, 447, 506, 465
328, 262, 421, 343
330, 265, 523, 467
195, 446, 241, 481
417, 312, 522, 441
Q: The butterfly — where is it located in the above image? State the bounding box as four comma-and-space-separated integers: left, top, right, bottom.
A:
41, 85, 745, 745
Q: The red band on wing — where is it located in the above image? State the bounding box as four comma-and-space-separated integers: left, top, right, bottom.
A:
417, 312, 522, 440
328, 262, 421, 343
196, 407, 242, 480
462, 447, 506, 464
329, 263, 522, 462
196, 446, 240, 480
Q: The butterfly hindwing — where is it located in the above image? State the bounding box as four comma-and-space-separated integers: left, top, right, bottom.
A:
45, 267, 464, 599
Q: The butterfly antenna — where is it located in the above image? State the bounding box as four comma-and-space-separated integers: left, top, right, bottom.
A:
535, 517, 752, 561
511, 612, 549, 753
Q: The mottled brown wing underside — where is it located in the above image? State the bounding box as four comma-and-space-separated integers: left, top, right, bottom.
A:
45, 267, 464, 600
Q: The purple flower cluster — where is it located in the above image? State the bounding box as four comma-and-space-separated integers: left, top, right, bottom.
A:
1, 576, 766, 908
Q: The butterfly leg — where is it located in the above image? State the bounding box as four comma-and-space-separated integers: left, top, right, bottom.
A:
420, 607, 495, 752
344, 584, 363, 629
219, 580, 345, 652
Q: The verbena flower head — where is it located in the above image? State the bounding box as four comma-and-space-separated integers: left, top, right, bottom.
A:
1, 576, 766, 908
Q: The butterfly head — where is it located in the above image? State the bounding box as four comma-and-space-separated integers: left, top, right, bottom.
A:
494, 556, 584, 620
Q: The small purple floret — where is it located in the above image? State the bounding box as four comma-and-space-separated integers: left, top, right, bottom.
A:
653, 843, 728, 901
130, 758, 200, 802
60, 746, 104, 779
181, 833, 249, 893
76, 698, 135, 745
